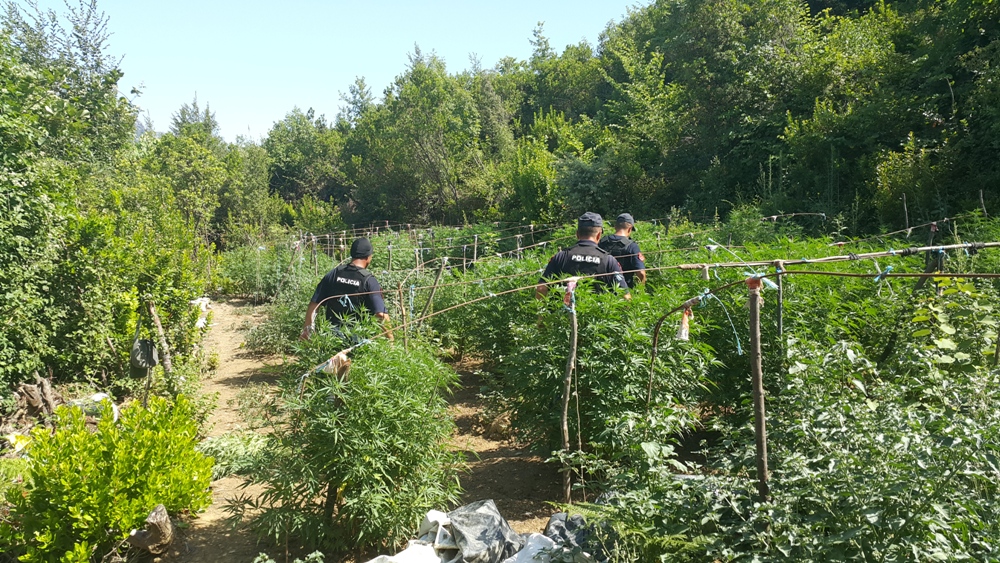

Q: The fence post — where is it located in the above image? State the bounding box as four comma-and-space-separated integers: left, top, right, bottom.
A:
516, 235, 523, 259
415, 247, 421, 272
387, 243, 393, 271
747, 277, 770, 503
473, 234, 479, 263
397, 282, 408, 350
462, 245, 468, 273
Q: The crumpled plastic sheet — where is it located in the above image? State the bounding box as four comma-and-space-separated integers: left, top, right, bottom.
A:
447, 499, 524, 563
543, 513, 609, 563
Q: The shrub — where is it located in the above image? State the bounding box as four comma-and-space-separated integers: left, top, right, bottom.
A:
0, 396, 213, 563
228, 338, 462, 557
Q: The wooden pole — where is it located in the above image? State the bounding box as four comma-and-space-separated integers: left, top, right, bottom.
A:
387, 244, 393, 271
462, 246, 467, 273
473, 234, 478, 263
981, 189, 989, 218
415, 247, 421, 271
561, 285, 579, 504
516, 235, 523, 259
775, 261, 785, 340
146, 300, 173, 376
418, 258, 448, 324
747, 278, 770, 502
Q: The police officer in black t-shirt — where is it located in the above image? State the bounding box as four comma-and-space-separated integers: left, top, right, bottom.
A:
536, 212, 630, 299
300, 237, 393, 341
598, 212, 646, 288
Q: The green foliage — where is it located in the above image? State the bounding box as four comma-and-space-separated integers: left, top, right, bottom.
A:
1, 396, 213, 563
228, 339, 462, 556
197, 430, 271, 480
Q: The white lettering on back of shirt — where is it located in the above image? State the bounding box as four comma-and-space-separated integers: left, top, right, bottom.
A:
570, 255, 601, 264
336, 276, 361, 287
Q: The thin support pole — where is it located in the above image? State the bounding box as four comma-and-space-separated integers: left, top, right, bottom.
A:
419, 258, 448, 324
397, 282, 408, 350
473, 235, 479, 263
994, 330, 1000, 368
747, 278, 770, 503
775, 261, 785, 340
903, 192, 910, 229
387, 244, 393, 271
981, 190, 989, 218
561, 282, 579, 504
462, 246, 467, 273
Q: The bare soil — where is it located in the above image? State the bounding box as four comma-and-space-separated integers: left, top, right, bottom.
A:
166, 299, 559, 563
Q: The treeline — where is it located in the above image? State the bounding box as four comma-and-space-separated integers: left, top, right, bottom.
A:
2, 0, 998, 388
265, 0, 999, 229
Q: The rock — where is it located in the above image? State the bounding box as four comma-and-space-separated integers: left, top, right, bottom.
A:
128, 504, 174, 555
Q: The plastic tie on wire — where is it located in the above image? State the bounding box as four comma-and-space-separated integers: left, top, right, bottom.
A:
563, 277, 580, 312
848, 253, 860, 261
745, 272, 778, 290
874, 265, 894, 283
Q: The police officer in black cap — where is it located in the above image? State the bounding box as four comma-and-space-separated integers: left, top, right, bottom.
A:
598, 212, 646, 288
536, 212, 629, 298
301, 237, 393, 341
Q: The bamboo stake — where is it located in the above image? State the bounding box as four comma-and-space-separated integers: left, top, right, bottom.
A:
473, 234, 479, 263
561, 283, 579, 504
981, 190, 989, 218
387, 244, 393, 271
747, 278, 770, 503
902, 192, 910, 229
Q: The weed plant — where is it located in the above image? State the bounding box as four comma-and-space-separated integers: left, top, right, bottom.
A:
227, 337, 462, 558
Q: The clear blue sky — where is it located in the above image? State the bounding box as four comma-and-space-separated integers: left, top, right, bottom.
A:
32, 0, 642, 141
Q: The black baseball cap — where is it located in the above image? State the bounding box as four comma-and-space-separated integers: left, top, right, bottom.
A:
617, 213, 637, 229
350, 237, 374, 258
578, 212, 604, 229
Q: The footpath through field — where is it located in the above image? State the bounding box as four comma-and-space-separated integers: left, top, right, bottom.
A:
166, 299, 558, 563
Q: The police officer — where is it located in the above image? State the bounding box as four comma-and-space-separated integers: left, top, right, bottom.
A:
536, 212, 629, 298
300, 237, 392, 341
598, 212, 646, 288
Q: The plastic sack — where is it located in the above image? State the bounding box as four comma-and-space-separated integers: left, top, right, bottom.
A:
448, 500, 523, 563
363, 540, 440, 563
500, 534, 554, 563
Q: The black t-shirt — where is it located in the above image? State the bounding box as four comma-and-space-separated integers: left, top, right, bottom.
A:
311, 264, 387, 325
540, 240, 628, 291
599, 234, 645, 287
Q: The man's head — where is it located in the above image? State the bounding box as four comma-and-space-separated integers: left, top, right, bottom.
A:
615, 212, 636, 234
576, 212, 603, 241
350, 237, 374, 267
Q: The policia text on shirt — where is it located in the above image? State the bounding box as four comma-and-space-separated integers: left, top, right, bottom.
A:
301, 237, 394, 342
536, 212, 630, 300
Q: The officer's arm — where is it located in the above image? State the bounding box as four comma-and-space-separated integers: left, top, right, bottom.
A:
535, 283, 550, 299
608, 259, 632, 300
301, 301, 320, 340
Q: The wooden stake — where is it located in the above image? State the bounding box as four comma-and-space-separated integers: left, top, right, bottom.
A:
387, 244, 393, 271
462, 246, 467, 273
747, 278, 770, 502
561, 287, 579, 504
981, 189, 989, 218
418, 258, 448, 325
146, 300, 173, 377
473, 234, 479, 263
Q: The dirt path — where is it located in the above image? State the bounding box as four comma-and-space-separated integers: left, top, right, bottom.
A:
166, 299, 278, 563
166, 300, 559, 562
447, 365, 561, 535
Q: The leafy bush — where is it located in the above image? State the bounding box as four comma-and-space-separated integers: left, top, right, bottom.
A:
0, 396, 213, 563
228, 338, 462, 556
